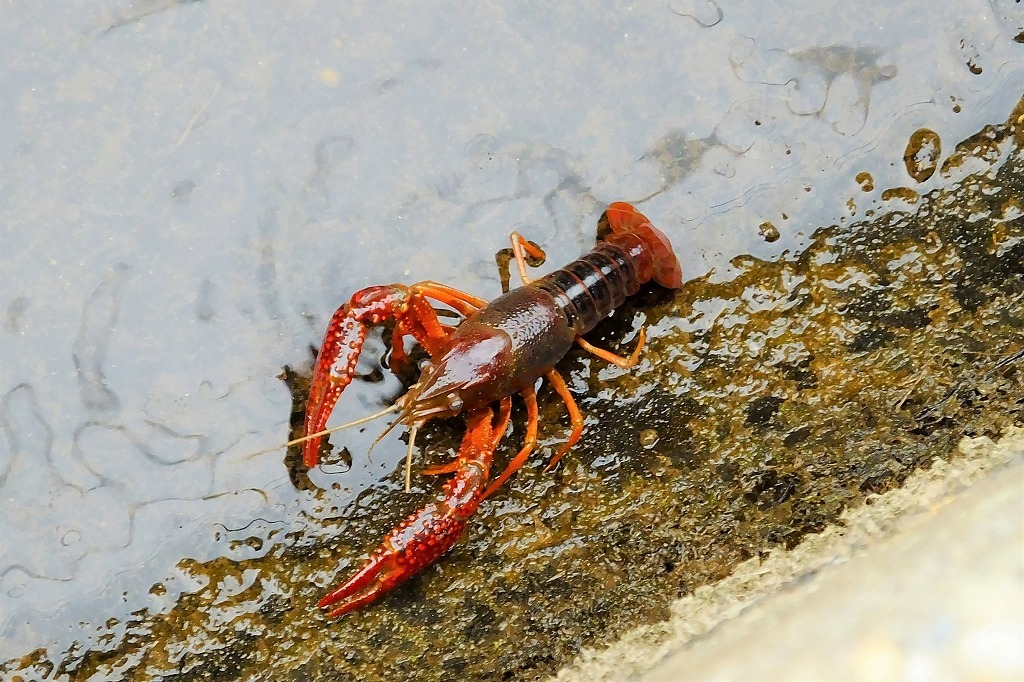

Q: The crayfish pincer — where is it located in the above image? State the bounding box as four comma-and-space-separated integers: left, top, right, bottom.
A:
303, 201, 682, 617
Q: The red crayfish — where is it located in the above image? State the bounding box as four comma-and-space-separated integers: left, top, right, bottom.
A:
303, 202, 682, 617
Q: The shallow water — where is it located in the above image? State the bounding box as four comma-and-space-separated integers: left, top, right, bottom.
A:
1, 1, 1023, 680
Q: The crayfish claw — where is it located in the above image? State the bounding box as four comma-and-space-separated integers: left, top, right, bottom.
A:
303, 306, 368, 467
317, 548, 399, 618
317, 503, 474, 618
302, 283, 462, 468
316, 408, 496, 617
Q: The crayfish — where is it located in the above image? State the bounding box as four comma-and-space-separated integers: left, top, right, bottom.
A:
303, 202, 682, 617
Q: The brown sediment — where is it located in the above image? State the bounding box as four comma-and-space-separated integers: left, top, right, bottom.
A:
903, 128, 941, 182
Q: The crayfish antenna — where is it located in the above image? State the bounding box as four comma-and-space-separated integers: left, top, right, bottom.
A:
369, 385, 429, 493
366, 399, 422, 493
365, 391, 420, 462
405, 424, 419, 493
243, 403, 401, 462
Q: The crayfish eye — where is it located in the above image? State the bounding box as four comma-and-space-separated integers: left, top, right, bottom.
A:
445, 392, 464, 413
418, 358, 434, 373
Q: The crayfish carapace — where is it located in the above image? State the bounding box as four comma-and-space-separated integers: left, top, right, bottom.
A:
303, 202, 682, 617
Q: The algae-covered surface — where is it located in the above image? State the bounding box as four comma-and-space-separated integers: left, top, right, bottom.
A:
3, 2, 1024, 681
8, 96, 1024, 682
